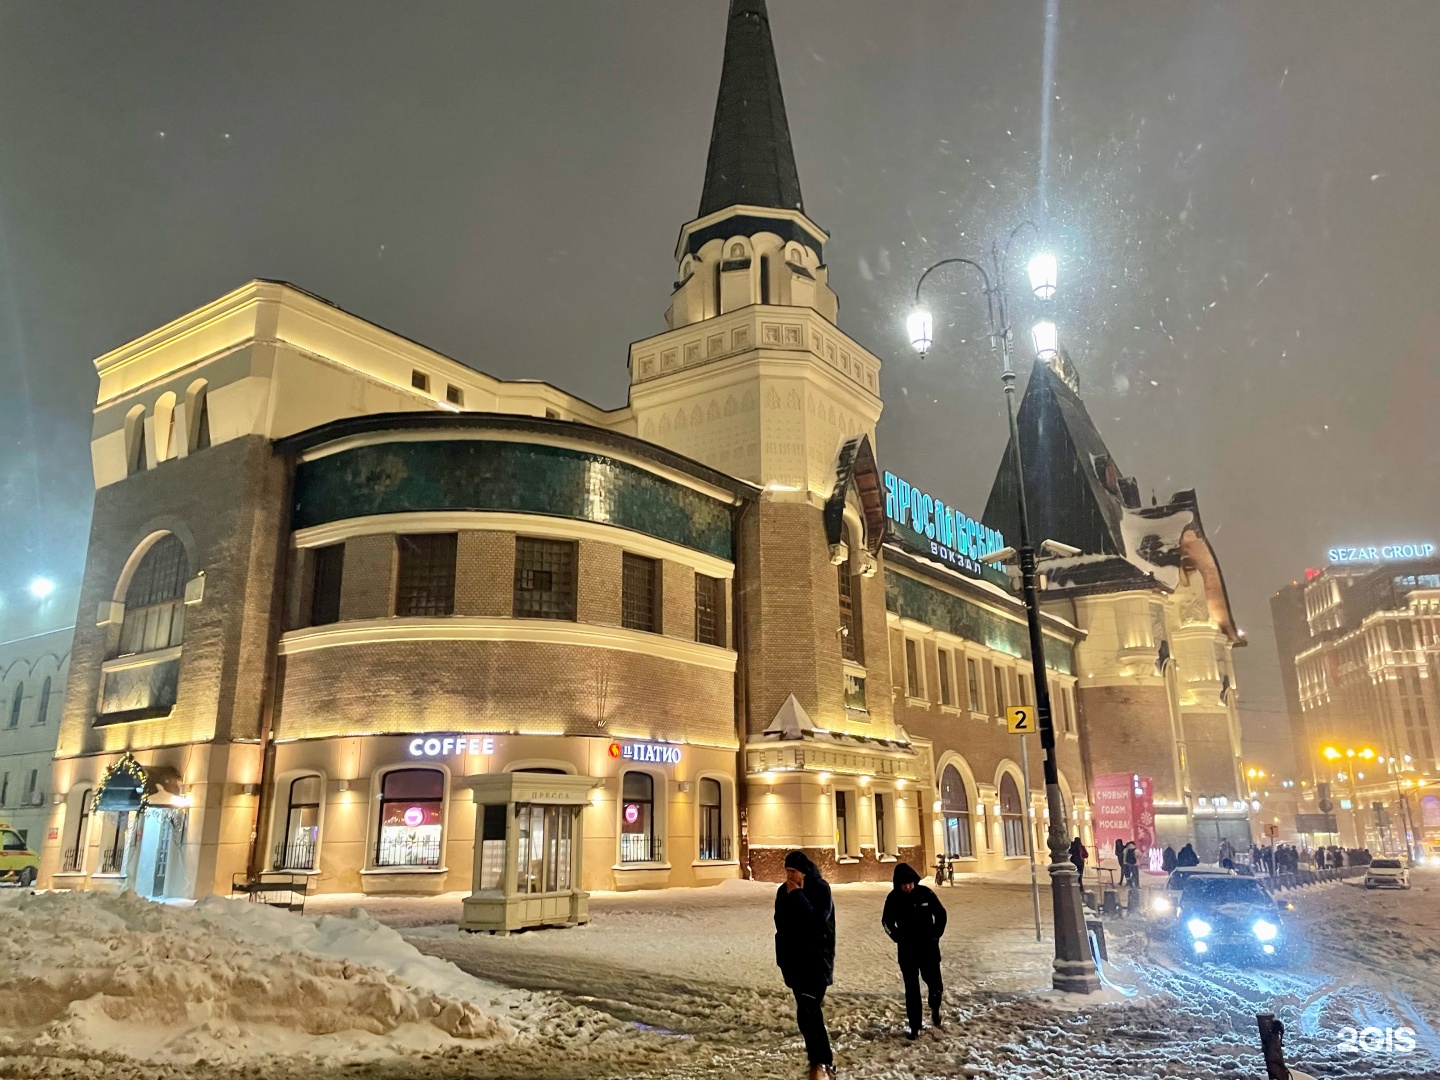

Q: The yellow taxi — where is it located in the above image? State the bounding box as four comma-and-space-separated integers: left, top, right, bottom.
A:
0, 823, 39, 887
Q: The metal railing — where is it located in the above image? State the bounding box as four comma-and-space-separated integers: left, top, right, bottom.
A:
61, 846, 83, 873
375, 836, 441, 868
275, 835, 317, 871
99, 847, 125, 875
620, 833, 663, 864
698, 835, 732, 862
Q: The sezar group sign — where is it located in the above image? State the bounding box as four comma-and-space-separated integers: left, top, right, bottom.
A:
1328, 542, 1435, 564
883, 471, 1006, 582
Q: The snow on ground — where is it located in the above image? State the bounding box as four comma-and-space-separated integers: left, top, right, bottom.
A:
5, 871, 1438, 1079
0, 887, 613, 1078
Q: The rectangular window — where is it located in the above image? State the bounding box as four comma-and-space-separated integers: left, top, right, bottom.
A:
695, 574, 726, 646
937, 649, 954, 706
516, 803, 573, 893
394, 533, 457, 617
967, 658, 982, 713
1017, 675, 1030, 708
835, 790, 851, 855
698, 777, 728, 861
479, 804, 507, 890
621, 553, 660, 633
0, 772, 7, 805
993, 667, 1007, 717
838, 561, 860, 662
375, 768, 444, 868
445, 384, 464, 406
309, 543, 344, 626
411, 370, 430, 392
874, 793, 891, 855
905, 639, 922, 698
514, 538, 577, 620
844, 672, 868, 713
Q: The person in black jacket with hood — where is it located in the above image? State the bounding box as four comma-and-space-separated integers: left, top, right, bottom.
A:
774, 851, 836, 1080
881, 862, 947, 1039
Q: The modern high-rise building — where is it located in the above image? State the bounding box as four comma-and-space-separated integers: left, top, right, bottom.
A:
1275, 549, 1440, 851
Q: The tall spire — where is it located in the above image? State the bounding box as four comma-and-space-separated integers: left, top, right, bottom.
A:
698, 0, 804, 217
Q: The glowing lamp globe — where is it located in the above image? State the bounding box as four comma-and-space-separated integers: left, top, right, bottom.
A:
1027, 252, 1058, 300
907, 308, 933, 355
1031, 319, 1059, 361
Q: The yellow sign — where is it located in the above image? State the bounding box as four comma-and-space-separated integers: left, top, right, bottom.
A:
1006, 706, 1035, 734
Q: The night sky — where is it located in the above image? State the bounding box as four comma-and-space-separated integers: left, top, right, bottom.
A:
3, 2, 1438, 770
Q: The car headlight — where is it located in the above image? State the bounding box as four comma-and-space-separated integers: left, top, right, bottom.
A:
1187, 918, 1212, 939
1152, 896, 1172, 913
1253, 919, 1279, 942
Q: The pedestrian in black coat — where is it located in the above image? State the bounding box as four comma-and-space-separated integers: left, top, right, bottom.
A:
881, 862, 947, 1039
1176, 842, 1200, 867
1122, 842, 1139, 887
1161, 845, 1178, 873
775, 851, 836, 1078
1068, 837, 1088, 883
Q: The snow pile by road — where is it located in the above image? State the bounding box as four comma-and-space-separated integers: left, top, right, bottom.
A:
0, 889, 527, 1066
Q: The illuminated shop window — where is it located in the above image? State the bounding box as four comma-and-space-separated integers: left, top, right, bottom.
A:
698, 777, 731, 860
375, 768, 444, 868
940, 765, 972, 858
278, 775, 322, 870
1000, 773, 1027, 858
619, 771, 659, 863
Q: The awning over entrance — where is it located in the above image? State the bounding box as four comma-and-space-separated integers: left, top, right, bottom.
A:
93, 753, 187, 812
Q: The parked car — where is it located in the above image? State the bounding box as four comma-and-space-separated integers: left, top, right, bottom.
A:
1176, 875, 1286, 961
1363, 858, 1410, 890
1149, 865, 1237, 919
0, 824, 39, 887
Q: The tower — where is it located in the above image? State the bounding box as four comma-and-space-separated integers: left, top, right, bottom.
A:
629, 1, 915, 879
984, 359, 1248, 857
628, 0, 881, 497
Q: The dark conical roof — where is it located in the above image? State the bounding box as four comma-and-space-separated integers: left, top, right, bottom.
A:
698, 0, 804, 217
982, 361, 1134, 558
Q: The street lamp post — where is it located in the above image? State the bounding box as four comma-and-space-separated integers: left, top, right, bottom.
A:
908, 222, 1100, 994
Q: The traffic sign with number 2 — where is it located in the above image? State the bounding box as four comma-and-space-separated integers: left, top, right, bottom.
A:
1006, 706, 1034, 734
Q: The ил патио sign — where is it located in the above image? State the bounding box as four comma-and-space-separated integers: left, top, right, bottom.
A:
883, 471, 1007, 583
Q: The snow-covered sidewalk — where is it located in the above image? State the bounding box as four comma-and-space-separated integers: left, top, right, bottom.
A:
4, 871, 1437, 1079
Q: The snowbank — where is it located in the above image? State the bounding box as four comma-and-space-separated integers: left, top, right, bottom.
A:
0, 888, 527, 1066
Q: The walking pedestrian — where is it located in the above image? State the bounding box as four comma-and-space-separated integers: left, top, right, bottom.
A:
1123, 841, 1139, 887
1161, 845, 1177, 873
774, 851, 836, 1080
1068, 836, 1088, 883
881, 862, 947, 1040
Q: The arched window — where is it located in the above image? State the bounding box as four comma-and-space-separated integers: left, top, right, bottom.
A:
838, 558, 861, 662
8, 683, 22, 728
278, 775, 323, 870
124, 405, 147, 475
186, 380, 211, 452
698, 777, 726, 861
63, 788, 93, 872
620, 771, 658, 863
118, 535, 189, 656
36, 677, 51, 725
999, 773, 1027, 858
375, 768, 444, 867
940, 765, 972, 858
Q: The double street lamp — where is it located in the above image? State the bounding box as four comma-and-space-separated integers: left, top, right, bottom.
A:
906, 223, 1100, 994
